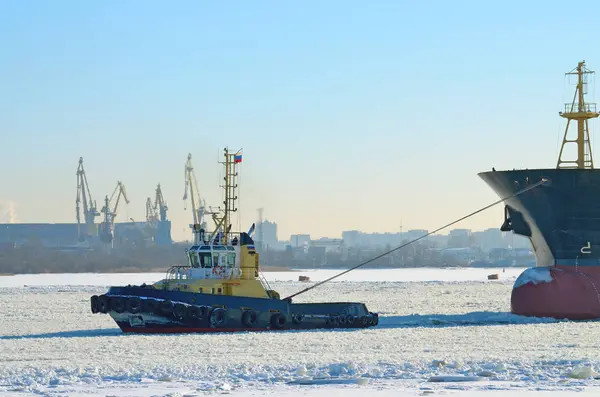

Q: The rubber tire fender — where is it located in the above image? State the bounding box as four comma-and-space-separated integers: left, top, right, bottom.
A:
97, 295, 109, 313
111, 297, 126, 313
159, 300, 174, 316
189, 305, 208, 321
346, 314, 356, 325
187, 305, 201, 320
328, 315, 338, 326
271, 313, 286, 329
292, 313, 304, 324
127, 297, 142, 314
242, 310, 259, 327
173, 303, 188, 319
198, 306, 208, 319
210, 308, 227, 327
90, 295, 99, 314
371, 312, 379, 326
142, 298, 158, 314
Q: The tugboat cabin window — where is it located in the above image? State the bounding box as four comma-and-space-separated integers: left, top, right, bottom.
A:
189, 252, 200, 268
199, 252, 213, 268
227, 253, 235, 268
216, 253, 227, 268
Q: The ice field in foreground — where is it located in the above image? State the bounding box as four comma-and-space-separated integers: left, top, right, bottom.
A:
1, 267, 600, 396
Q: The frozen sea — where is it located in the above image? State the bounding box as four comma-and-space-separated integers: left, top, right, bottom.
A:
1, 267, 600, 397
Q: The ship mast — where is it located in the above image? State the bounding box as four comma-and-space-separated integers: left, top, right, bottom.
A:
210, 147, 241, 244
557, 61, 600, 169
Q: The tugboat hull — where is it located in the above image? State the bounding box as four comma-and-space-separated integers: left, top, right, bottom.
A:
91, 286, 379, 333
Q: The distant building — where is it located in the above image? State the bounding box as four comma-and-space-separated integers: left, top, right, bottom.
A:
0, 223, 79, 247
257, 220, 278, 250
427, 234, 447, 248
403, 229, 429, 242
290, 234, 311, 249
342, 230, 414, 248
0, 221, 157, 248
310, 237, 343, 253
342, 230, 361, 247
471, 228, 503, 252
503, 232, 532, 249
447, 229, 472, 248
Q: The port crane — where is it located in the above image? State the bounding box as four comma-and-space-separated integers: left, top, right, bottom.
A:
146, 184, 168, 225
155, 183, 168, 223
99, 181, 130, 246
143, 183, 172, 244
183, 153, 212, 242
75, 157, 100, 242
146, 197, 158, 226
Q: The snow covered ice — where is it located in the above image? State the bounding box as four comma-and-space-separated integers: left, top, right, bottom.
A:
1, 267, 600, 396
513, 266, 554, 289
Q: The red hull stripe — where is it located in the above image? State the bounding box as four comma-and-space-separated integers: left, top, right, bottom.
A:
120, 325, 271, 334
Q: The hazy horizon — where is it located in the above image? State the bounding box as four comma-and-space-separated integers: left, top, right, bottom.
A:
3, 0, 600, 242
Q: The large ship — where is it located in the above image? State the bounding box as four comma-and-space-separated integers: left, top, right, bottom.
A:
90, 148, 379, 333
479, 61, 600, 320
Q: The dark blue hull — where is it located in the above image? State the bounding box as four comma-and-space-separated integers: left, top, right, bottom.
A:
478, 168, 600, 267
91, 286, 378, 333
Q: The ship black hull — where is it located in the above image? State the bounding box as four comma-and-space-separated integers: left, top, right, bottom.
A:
479, 168, 600, 320
90, 286, 379, 333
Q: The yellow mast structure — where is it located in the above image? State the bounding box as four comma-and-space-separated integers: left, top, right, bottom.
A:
209, 147, 241, 244
557, 60, 600, 169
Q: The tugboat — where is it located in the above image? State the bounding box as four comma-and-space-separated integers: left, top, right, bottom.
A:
90, 148, 379, 333
479, 61, 600, 320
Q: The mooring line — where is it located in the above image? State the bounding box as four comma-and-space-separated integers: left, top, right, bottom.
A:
283, 177, 548, 300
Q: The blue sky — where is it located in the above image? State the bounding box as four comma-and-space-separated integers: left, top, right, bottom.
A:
2, 0, 600, 242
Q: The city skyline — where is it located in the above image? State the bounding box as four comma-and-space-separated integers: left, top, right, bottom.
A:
0, 196, 515, 243
3, 1, 600, 242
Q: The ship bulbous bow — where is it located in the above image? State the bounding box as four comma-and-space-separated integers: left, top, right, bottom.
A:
511, 266, 600, 320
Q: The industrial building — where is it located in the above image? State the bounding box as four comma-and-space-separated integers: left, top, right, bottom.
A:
0, 222, 164, 248
0, 157, 173, 249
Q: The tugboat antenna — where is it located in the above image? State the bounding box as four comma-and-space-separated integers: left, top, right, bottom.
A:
284, 177, 548, 300
209, 147, 242, 244
557, 61, 600, 169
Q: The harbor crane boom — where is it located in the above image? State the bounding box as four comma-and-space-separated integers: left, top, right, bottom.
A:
99, 181, 130, 245
75, 157, 100, 241
154, 183, 168, 222
183, 154, 208, 238
145, 197, 158, 225
144, 183, 172, 245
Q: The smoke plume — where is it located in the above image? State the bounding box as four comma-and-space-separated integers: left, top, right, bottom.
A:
0, 201, 18, 223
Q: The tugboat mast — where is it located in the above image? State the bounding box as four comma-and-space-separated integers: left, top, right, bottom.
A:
210, 147, 241, 244
557, 61, 600, 169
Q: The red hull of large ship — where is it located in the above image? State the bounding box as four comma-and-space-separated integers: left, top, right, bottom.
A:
511, 265, 600, 320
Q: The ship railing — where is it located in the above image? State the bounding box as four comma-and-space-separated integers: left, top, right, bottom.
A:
201, 231, 249, 246
257, 270, 273, 292
182, 266, 246, 280
561, 102, 597, 113
165, 265, 192, 281
164, 265, 260, 281
215, 267, 242, 279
